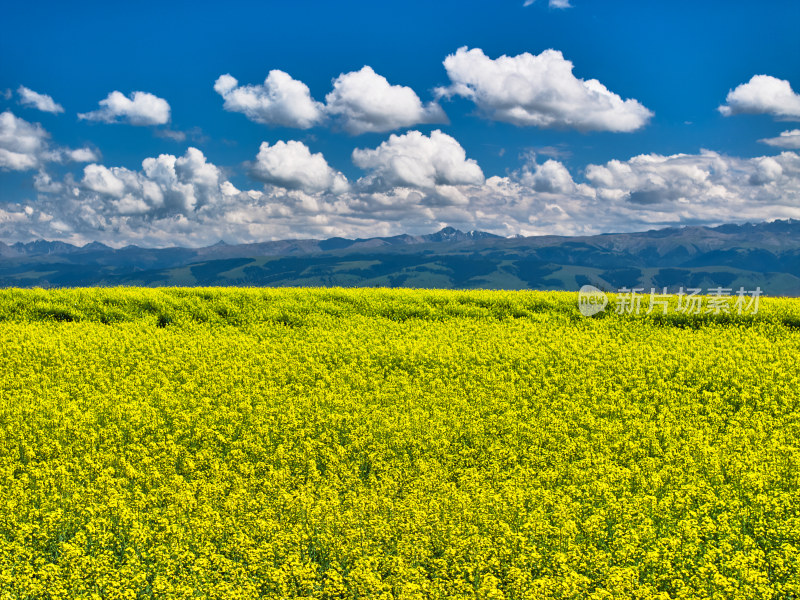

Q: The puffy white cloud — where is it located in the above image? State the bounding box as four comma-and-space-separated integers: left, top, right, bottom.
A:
67, 148, 100, 162
2, 146, 363, 246
0, 111, 97, 171
213, 74, 238, 96
6, 127, 800, 246
39, 146, 101, 164
749, 156, 783, 185
78, 91, 171, 125
33, 171, 64, 194
215, 66, 446, 134
719, 75, 800, 120
760, 129, 800, 149
174, 147, 221, 190
75, 148, 226, 216
586, 152, 718, 205
350, 130, 485, 208
419, 150, 800, 238
82, 164, 127, 197
214, 71, 325, 129
251, 140, 349, 194
352, 129, 484, 190
519, 158, 577, 193
0, 111, 46, 170
437, 47, 653, 132
3, 135, 483, 244
584, 150, 800, 226
140, 147, 222, 213
324, 66, 446, 134
17, 86, 64, 114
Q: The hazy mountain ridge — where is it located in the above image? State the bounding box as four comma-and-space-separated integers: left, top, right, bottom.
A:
2, 220, 800, 294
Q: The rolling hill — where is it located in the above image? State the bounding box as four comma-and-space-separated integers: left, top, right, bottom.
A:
2, 220, 800, 294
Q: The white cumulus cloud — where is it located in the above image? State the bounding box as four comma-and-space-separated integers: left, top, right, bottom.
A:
586, 151, 730, 207
519, 158, 577, 194
6, 123, 800, 247
437, 47, 653, 132
214, 71, 325, 129
79, 91, 171, 126
584, 150, 800, 224
719, 75, 800, 120
77, 147, 225, 216
0, 111, 97, 171
82, 164, 127, 197
0, 111, 47, 170
251, 140, 349, 194
65, 148, 99, 162
325, 66, 447, 134
352, 129, 484, 189
760, 129, 800, 149
17, 86, 64, 114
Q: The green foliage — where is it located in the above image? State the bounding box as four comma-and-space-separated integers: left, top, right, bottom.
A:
0, 288, 799, 598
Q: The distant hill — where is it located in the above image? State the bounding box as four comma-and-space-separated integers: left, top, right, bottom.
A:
3, 220, 800, 295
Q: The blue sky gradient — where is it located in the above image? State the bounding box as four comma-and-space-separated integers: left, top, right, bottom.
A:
1, 0, 799, 245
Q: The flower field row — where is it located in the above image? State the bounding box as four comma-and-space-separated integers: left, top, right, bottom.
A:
0, 288, 798, 598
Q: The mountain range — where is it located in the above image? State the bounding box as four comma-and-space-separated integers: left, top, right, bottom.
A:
3, 221, 800, 295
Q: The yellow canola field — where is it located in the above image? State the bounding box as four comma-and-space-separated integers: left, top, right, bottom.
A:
0, 288, 798, 599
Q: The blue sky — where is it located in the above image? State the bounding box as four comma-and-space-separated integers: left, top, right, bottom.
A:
1, 0, 799, 246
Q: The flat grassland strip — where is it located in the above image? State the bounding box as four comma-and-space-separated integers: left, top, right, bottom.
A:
0, 288, 798, 598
